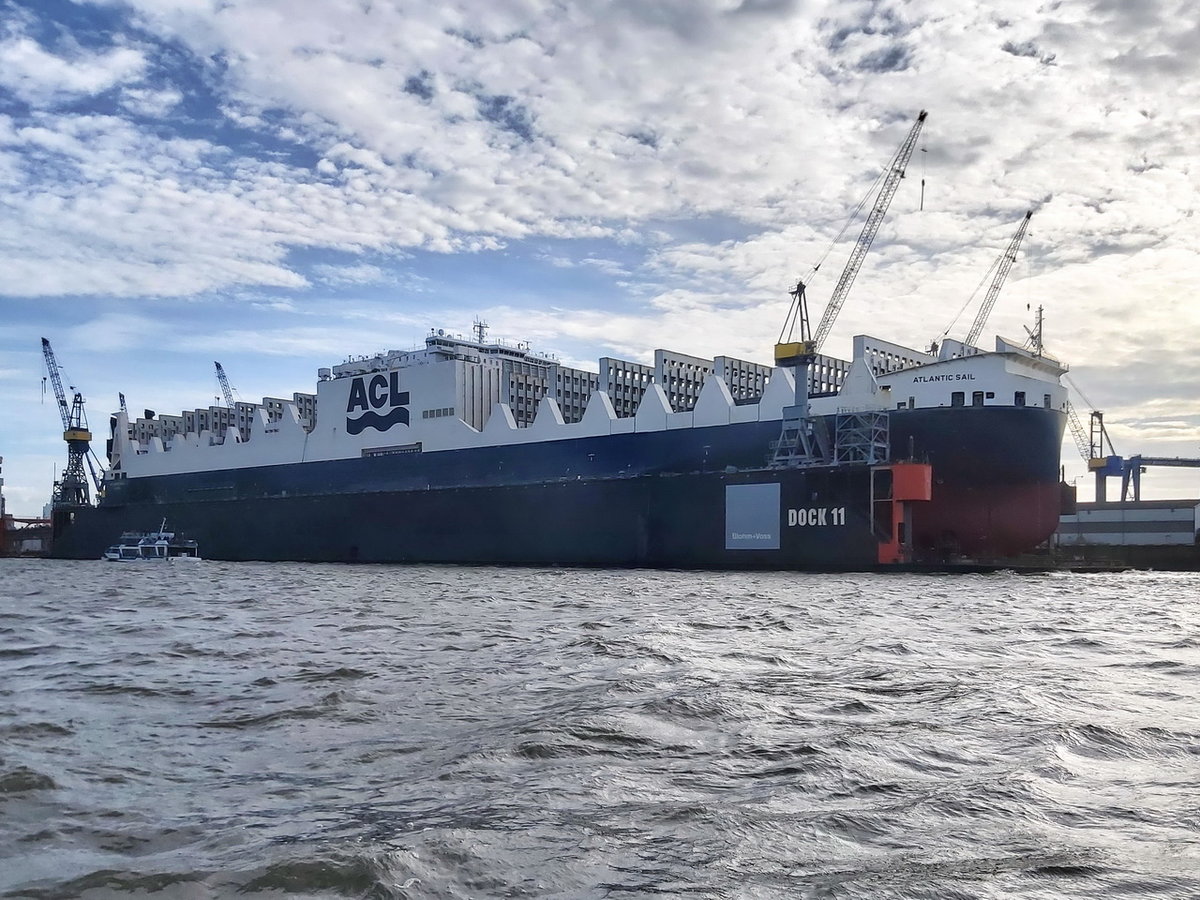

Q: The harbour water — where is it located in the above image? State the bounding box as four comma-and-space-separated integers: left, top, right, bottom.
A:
2, 560, 1199, 898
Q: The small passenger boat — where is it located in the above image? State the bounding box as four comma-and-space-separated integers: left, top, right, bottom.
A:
102, 521, 201, 561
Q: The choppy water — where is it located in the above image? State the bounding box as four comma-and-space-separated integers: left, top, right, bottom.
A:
2, 560, 1200, 899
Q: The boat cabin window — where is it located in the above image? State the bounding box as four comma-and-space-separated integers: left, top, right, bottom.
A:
951, 391, 964, 407
1014, 391, 1026, 407
972, 391, 984, 407
986, 392, 995, 400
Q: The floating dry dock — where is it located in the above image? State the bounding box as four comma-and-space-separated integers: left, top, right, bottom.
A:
51, 328, 1069, 567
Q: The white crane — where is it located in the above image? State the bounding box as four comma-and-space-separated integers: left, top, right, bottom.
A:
964, 210, 1033, 348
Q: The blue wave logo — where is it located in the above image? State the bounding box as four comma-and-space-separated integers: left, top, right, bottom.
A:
346, 407, 409, 434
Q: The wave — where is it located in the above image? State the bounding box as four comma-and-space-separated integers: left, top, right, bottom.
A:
345, 407, 409, 434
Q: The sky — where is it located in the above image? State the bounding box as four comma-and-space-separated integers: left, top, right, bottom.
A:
1, 0, 1198, 516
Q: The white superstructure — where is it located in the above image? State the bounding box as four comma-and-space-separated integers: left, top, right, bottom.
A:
104, 331, 1068, 482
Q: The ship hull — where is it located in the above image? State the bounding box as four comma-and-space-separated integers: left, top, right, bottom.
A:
890, 406, 1065, 559
52, 466, 884, 568
50, 406, 1065, 568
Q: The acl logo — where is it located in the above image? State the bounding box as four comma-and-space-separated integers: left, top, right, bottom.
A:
345, 372, 410, 435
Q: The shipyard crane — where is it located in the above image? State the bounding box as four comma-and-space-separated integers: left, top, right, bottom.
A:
1062, 371, 1135, 501
213, 362, 243, 441
1064, 401, 1095, 465
1120, 455, 1200, 502
810, 110, 928, 354
1063, 399, 1199, 503
964, 210, 1032, 347
40, 338, 100, 507
1064, 394, 1125, 500
1065, 400, 1116, 465
773, 110, 928, 465
214, 361, 236, 408
1069, 399, 1200, 502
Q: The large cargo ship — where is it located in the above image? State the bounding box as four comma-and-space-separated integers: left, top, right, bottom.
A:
49, 326, 1069, 567
47, 109, 1069, 568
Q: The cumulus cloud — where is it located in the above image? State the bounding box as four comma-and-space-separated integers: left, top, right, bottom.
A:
0, 31, 146, 105
119, 86, 182, 116
311, 263, 389, 286
3, 0, 1200, 507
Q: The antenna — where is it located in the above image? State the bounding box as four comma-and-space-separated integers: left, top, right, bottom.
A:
1023, 305, 1045, 356
473, 318, 489, 344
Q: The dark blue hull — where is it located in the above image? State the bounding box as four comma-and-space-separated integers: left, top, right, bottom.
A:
50, 407, 1065, 567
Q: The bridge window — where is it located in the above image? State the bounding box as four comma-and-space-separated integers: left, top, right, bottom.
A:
972, 391, 984, 406
951, 391, 965, 407
1014, 391, 1026, 407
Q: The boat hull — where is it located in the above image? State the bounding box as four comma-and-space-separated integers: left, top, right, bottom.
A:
890, 406, 1065, 559
53, 467, 885, 568
50, 406, 1065, 567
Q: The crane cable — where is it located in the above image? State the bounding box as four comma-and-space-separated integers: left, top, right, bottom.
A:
936, 254, 1003, 343
1062, 371, 1119, 457
1065, 372, 1098, 411
779, 164, 890, 344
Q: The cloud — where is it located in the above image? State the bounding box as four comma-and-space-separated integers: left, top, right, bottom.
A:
0, 30, 146, 105
534, 252, 631, 278
60, 309, 175, 355
3, 0, 1200, 509
1000, 39, 1056, 65
311, 263, 390, 286
174, 314, 429, 359
119, 85, 183, 116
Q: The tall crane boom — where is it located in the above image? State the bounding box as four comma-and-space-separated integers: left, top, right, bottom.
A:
41, 338, 72, 431
214, 361, 236, 409
772, 110, 927, 468
811, 110, 927, 353
964, 210, 1032, 347
1064, 401, 1091, 464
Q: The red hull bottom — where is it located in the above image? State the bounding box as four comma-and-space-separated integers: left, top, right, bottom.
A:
912, 480, 1062, 560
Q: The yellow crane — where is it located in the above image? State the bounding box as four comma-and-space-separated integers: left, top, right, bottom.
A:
774, 110, 928, 465
40, 338, 101, 507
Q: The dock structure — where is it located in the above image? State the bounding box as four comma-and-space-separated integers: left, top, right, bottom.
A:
1054, 499, 1200, 569
1, 517, 51, 557
0, 457, 50, 557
